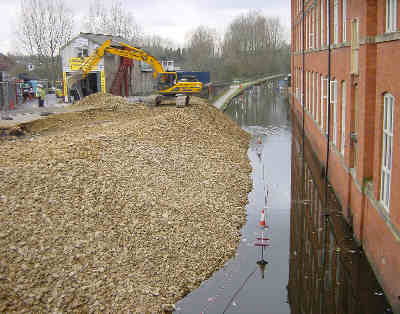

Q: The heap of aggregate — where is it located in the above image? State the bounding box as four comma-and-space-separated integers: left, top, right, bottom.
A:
0, 93, 252, 313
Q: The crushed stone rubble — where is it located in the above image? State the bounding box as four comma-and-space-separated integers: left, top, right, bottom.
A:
0, 92, 252, 313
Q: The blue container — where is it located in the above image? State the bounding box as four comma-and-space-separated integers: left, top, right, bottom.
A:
177, 71, 210, 85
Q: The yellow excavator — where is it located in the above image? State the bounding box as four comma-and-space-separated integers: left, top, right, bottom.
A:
67, 40, 202, 106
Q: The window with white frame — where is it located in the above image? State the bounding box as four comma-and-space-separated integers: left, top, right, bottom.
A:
327, 0, 330, 44
386, 0, 397, 33
380, 93, 394, 211
309, 13, 313, 49
304, 71, 307, 108
307, 72, 310, 111
316, 6, 319, 49
297, 26, 300, 52
310, 72, 313, 115
307, 14, 309, 49
351, 19, 360, 74
321, 75, 325, 130
343, 0, 347, 41
312, 72, 315, 119
301, 70, 303, 106
301, 20, 303, 50
316, 73, 320, 123
297, 26, 299, 52
321, 0, 325, 47
77, 47, 89, 58
334, 0, 339, 44
340, 81, 346, 154
330, 80, 338, 144
308, 72, 310, 113
311, 8, 315, 48
326, 77, 329, 135
309, 72, 312, 112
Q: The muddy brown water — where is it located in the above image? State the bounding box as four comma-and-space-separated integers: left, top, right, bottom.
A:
174, 85, 392, 314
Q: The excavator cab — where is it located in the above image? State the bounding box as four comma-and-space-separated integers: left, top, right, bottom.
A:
157, 72, 177, 92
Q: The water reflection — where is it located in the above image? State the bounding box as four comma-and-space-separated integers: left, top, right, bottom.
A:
289, 107, 393, 314
229, 85, 290, 131
175, 83, 392, 314
175, 85, 292, 314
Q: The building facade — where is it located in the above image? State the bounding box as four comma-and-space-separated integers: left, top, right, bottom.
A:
291, 0, 400, 312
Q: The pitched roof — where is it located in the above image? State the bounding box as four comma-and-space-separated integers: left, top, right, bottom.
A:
60, 32, 135, 51
79, 32, 133, 47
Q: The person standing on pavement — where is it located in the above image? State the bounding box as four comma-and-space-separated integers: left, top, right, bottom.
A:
29, 87, 33, 100
37, 84, 46, 107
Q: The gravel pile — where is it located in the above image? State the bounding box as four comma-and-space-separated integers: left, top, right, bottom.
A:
0, 93, 251, 313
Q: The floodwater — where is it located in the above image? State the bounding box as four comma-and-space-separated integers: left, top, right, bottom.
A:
175, 84, 392, 313
175, 85, 292, 314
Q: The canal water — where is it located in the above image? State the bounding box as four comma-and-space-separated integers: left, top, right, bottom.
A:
174, 84, 392, 313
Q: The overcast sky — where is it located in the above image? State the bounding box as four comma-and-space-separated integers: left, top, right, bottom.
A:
0, 0, 291, 55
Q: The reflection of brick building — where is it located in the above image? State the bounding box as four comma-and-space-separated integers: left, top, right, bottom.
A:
291, 0, 400, 311
289, 118, 391, 313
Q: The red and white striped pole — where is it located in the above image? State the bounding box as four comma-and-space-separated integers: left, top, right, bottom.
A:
259, 209, 267, 228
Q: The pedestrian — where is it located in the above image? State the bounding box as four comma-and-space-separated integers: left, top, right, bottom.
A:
37, 84, 46, 107
28, 87, 33, 100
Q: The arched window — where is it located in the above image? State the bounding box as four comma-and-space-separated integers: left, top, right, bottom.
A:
380, 93, 395, 211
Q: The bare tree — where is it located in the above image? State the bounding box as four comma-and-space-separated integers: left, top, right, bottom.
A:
16, 0, 74, 82
180, 12, 287, 82
222, 10, 287, 79
84, 0, 141, 43
140, 34, 176, 58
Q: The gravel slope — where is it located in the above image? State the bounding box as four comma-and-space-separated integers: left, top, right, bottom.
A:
0, 93, 252, 313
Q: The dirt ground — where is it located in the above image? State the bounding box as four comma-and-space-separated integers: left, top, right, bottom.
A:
0, 93, 252, 313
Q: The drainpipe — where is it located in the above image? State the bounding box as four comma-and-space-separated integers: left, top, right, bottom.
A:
302, 0, 306, 156
325, 0, 332, 199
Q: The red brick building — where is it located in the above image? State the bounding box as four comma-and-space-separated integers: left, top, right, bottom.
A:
291, 0, 400, 311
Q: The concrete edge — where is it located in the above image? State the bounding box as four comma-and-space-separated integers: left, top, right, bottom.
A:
219, 74, 288, 112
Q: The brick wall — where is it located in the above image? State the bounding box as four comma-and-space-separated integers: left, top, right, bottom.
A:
291, 0, 400, 311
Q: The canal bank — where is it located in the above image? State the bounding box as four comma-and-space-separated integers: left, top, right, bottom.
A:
213, 74, 287, 111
